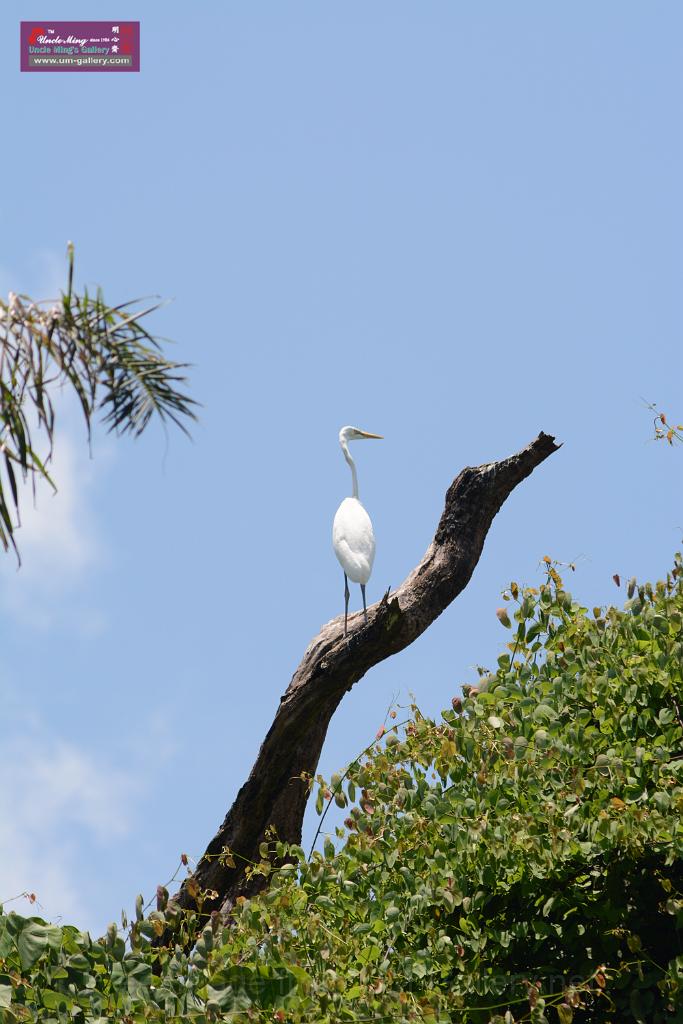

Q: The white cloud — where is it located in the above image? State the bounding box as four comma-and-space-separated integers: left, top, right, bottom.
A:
13, 431, 99, 575
0, 423, 110, 632
0, 726, 136, 931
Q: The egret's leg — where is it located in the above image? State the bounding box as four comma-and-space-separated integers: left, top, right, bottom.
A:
344, 574, 350, 635
361, 584, 368, 623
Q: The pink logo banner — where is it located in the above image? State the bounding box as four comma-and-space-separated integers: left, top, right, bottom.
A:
20, 21, 140, 72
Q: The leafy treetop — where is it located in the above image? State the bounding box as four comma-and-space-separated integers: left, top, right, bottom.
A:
1, 556, 682, 1023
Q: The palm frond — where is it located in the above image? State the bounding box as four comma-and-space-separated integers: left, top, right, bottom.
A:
0, 248, 197, 561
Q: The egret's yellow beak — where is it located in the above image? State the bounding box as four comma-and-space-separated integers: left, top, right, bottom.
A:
357, 430, 383, 439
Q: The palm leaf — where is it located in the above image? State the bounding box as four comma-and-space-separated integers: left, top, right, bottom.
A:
0, 247, 197, 561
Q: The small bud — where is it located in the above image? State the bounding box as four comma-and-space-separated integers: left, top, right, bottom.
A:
496, 607, 511, 628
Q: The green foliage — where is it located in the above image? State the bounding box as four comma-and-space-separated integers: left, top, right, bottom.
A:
0, 244, 196, 559
2, 557, 682, 1022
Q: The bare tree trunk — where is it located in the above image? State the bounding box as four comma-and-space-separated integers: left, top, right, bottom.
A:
173, 432, 560, 919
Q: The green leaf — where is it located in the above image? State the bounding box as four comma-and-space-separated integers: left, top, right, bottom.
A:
17, 921, 49, 970
532, 703, 558, 722
39, 990, 73, 1011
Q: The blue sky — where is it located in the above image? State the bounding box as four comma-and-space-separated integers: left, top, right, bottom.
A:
1, 2, 681, 934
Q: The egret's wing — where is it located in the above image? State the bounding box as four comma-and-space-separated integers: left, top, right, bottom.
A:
333, 498, 376, 583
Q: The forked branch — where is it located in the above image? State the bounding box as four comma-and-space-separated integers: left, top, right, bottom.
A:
174, 431, 560, 919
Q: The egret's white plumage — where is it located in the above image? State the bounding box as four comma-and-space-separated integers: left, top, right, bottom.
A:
332, 425, 382, 633
333, 497, 375, 585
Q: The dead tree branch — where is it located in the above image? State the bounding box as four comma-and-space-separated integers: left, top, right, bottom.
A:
173, 431, 560, 919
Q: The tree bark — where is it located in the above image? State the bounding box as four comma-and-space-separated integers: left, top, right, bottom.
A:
173, 431, 560, 919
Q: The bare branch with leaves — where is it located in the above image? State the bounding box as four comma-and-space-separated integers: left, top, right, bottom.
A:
643, 398, 683, 446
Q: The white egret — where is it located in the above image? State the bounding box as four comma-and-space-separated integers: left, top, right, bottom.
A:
332, 426, 383, 634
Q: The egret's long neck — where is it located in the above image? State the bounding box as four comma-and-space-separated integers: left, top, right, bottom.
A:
341, 441, 359, 499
